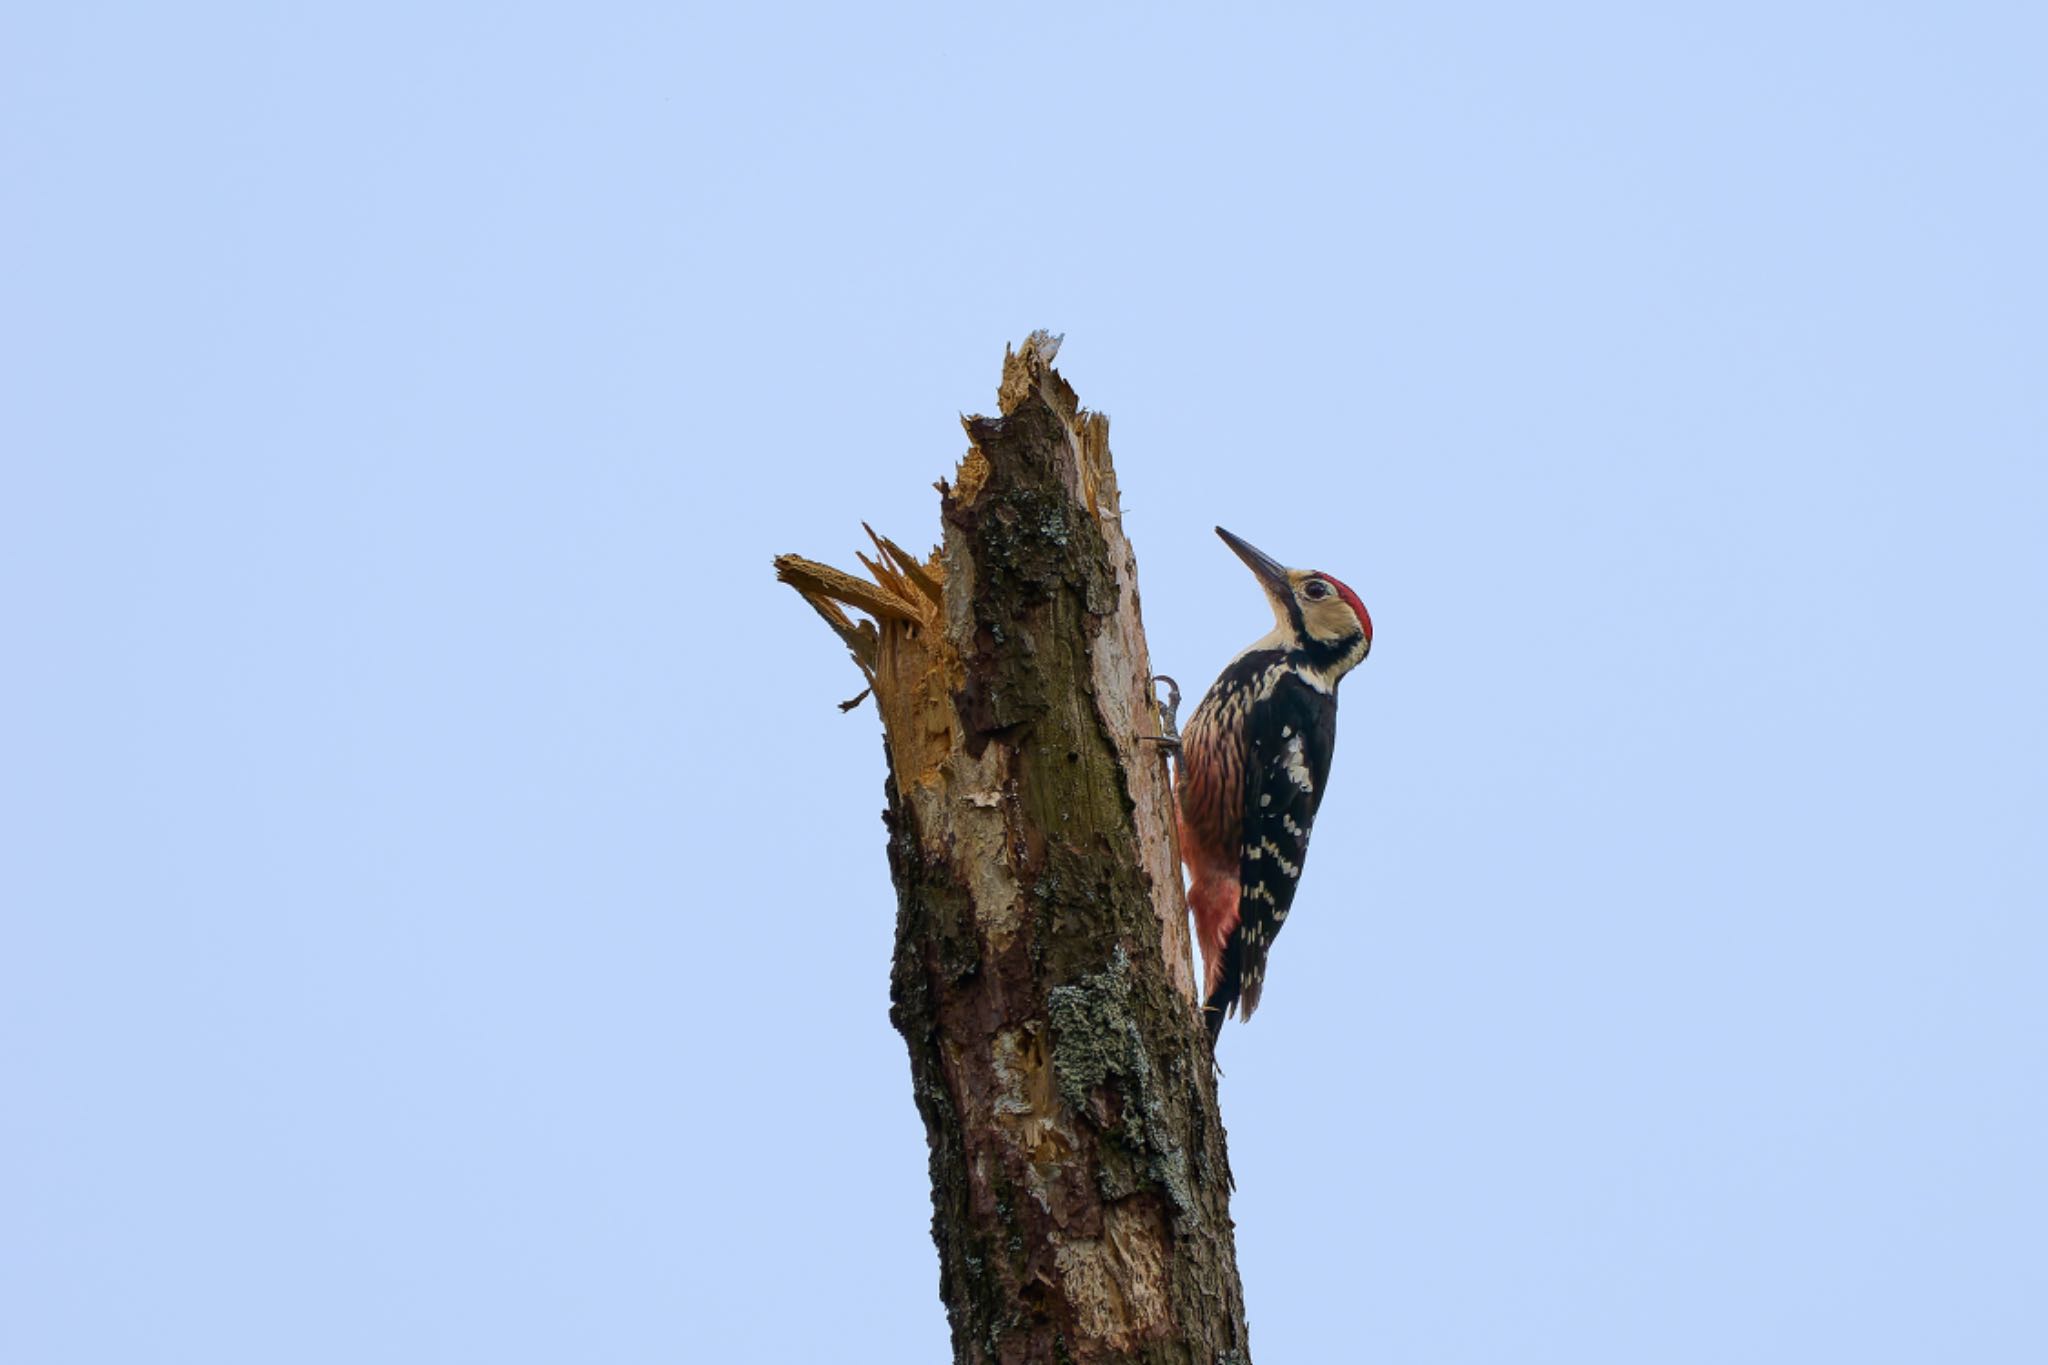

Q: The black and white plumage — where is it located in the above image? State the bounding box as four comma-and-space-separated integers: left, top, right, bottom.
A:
1174, 528, 1372, 1041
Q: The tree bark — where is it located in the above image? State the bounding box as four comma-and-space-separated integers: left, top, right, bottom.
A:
777, 333, 1249, 1364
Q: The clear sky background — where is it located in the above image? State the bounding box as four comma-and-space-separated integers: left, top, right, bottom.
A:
5, 3, 2044, 1362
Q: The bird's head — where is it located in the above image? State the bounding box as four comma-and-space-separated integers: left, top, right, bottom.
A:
1217, 526, 1373, 681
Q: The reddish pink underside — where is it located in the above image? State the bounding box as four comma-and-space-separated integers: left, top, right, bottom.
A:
1318, 573, 1373, 641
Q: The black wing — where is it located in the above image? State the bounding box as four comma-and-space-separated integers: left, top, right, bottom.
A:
1228, 673, 1337, 1025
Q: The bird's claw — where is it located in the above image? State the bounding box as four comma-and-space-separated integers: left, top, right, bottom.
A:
1151, 674, 1183, 750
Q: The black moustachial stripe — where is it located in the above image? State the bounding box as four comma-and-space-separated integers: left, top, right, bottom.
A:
1298, 628, 1367, 675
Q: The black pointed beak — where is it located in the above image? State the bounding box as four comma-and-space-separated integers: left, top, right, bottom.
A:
1215, 527, 1291, 596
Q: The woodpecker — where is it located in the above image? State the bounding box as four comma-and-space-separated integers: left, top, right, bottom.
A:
1172, 527, 1373, 1041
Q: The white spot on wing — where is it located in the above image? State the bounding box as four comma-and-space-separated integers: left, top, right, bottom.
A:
1282, 735, 1314, 792
1260, 838, 1301, 878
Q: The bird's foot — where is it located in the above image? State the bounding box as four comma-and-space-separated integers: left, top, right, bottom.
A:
1149, 675, 1183, 753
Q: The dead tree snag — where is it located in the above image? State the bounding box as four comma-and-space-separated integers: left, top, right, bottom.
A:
776, 333, 1250, 1364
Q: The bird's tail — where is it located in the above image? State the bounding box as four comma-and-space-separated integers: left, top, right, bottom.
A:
1202, 968, 1241, 1046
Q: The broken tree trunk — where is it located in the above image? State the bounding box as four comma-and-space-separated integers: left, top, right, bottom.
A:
776, 333, 1249, 1364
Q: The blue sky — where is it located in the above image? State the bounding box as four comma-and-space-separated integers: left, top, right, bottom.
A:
5, 3, 2044, 1361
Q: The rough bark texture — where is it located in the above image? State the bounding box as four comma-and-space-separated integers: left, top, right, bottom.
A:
777, 334, 1248, 1364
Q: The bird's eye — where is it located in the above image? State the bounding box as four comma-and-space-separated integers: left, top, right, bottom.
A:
1302, 581, 1330, 601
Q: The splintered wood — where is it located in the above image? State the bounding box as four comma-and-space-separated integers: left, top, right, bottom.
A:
774, 333, 1193, 1000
